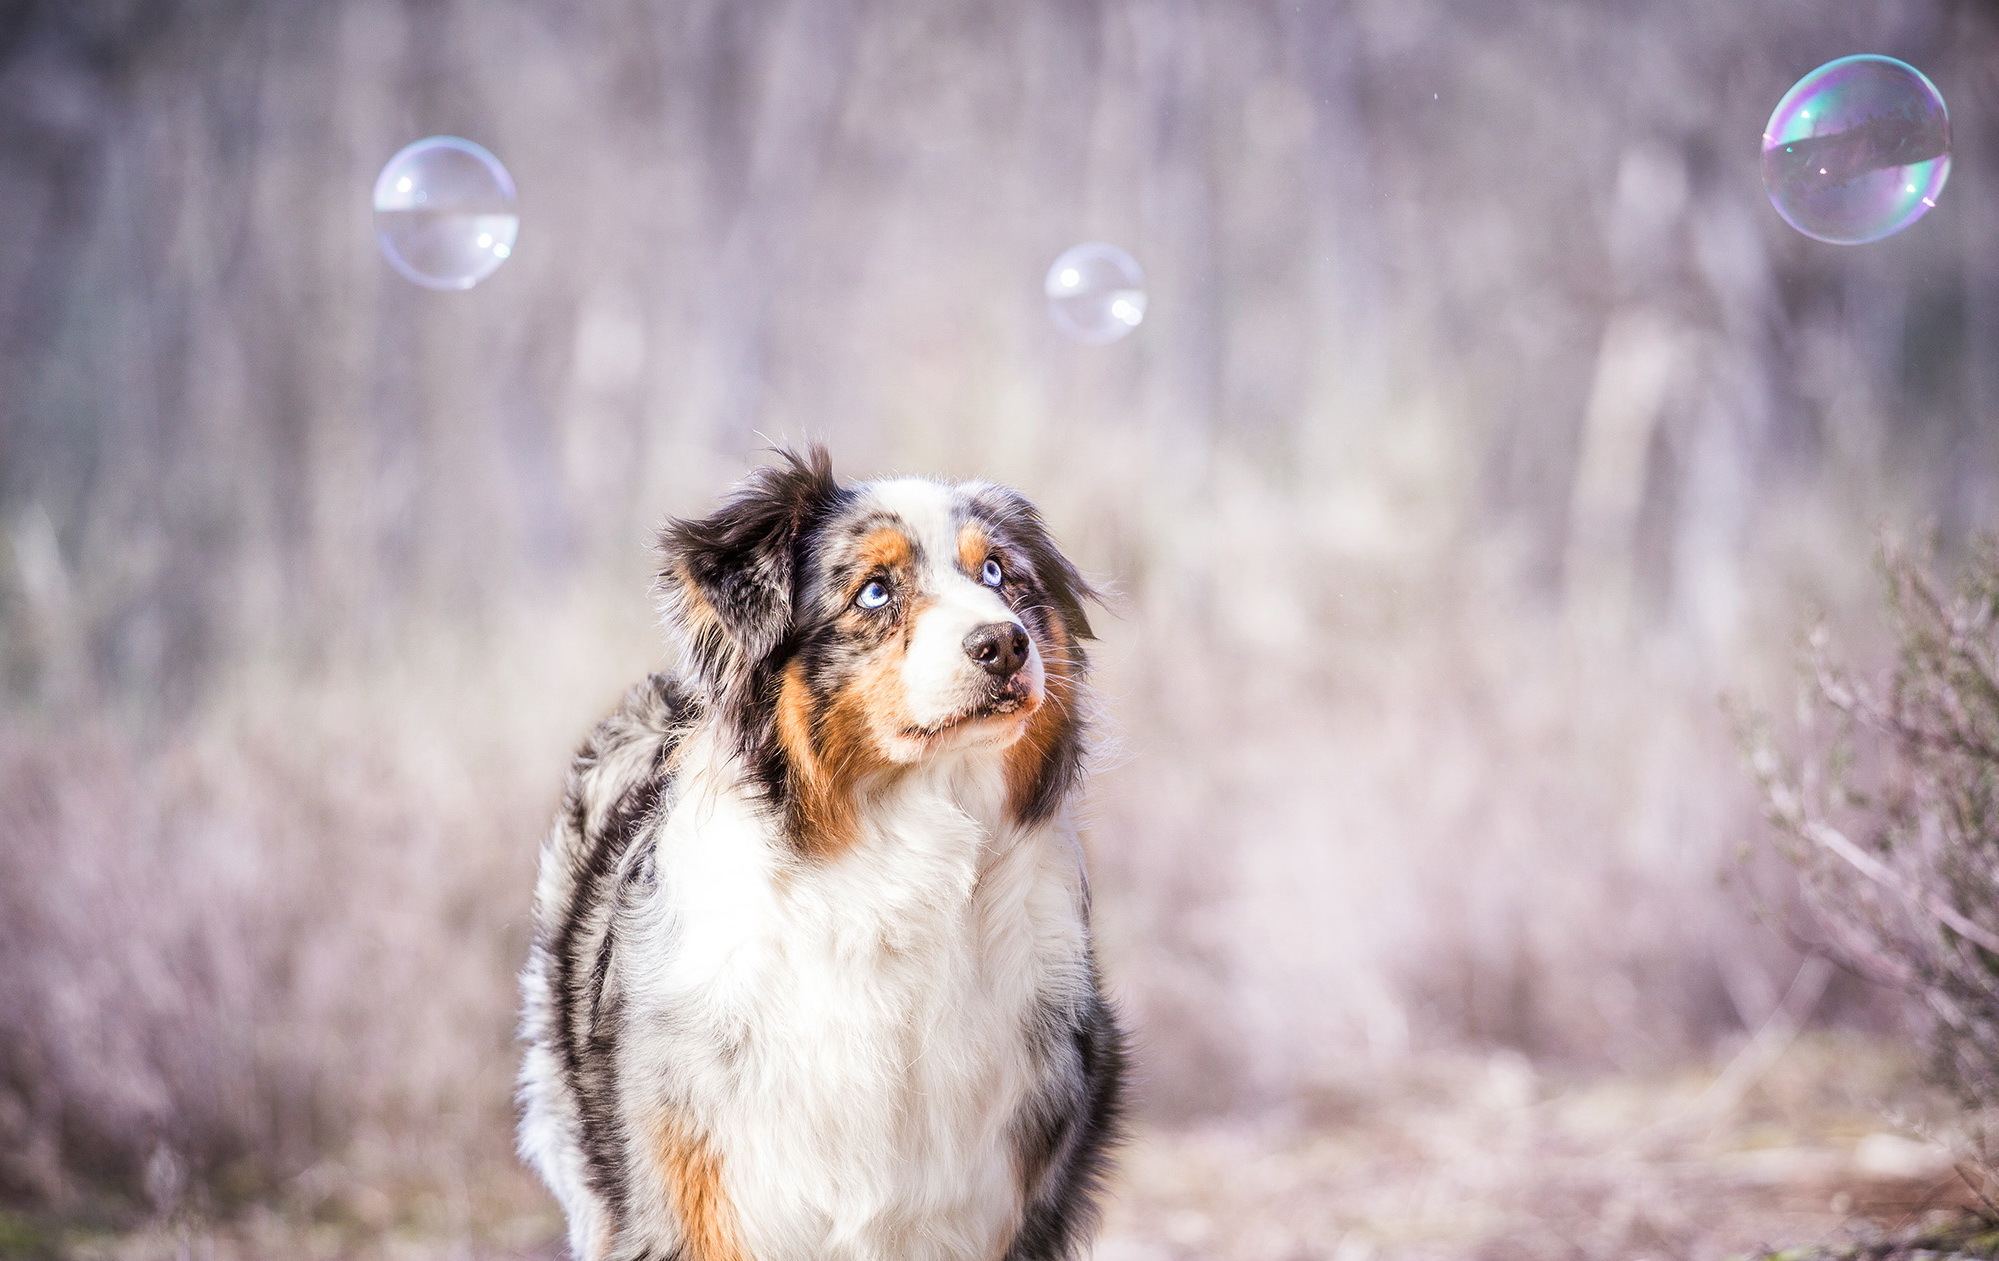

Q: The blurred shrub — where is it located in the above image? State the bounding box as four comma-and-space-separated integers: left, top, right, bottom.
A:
0, 649, 590, 1226
1749, 537, 1999, 1115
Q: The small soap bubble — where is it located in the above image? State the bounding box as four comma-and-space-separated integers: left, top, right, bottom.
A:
1762, 55, 1949, 245
1044, 243, 1147, 345
373, 136, 519, 290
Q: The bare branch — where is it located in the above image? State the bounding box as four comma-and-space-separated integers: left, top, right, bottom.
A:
1802, 820, 1999, 959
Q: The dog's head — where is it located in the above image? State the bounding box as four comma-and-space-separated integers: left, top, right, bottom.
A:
658, 447, 1097, 850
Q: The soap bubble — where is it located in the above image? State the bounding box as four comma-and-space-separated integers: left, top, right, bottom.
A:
372, 137, 519, 290
1762, 55, 1949, 245
1044, 243, 1147, 344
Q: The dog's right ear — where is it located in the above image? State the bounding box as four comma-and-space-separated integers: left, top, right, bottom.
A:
657, 447, 842, 701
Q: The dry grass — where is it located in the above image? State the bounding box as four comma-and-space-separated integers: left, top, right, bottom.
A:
1098, 1036, 1983, 1261
9, 1034, 1982, 1261
0, 597, 659, 1225
1081, 479, 1877, 1113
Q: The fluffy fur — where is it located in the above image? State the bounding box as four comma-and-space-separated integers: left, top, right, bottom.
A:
518, 448, 1126, 1261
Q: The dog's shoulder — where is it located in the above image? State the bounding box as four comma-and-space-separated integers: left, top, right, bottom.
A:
534, 672, 702, 933
568, 672, 701, 834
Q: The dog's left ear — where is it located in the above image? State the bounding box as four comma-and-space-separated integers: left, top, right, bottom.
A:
658, 446, 842, 700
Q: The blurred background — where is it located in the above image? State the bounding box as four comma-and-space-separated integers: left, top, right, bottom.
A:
2, 0, 1996, 1257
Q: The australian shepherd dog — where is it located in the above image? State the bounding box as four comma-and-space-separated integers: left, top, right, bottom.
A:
517, 449, 1126, 1261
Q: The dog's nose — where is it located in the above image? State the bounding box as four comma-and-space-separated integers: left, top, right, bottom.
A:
964, 622, 1029, 678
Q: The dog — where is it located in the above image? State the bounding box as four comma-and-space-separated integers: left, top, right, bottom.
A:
517, 448, 1126, 1261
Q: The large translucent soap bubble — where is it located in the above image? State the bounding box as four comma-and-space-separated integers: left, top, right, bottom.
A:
373, 137, 519, 290
1044, 243, 1147, 344
1762, 55, 1950, 245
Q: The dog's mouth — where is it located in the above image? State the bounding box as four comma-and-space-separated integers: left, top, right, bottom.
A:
898, 683, 1041, 742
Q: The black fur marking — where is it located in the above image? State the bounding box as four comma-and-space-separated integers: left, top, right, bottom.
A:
551, 816, 630, 1232
1014, 726, 1087, 829
543, 674, 697, 1244
657, 446, 847, 704
1006, 961, 1129, 1261
741, 666, 801, 836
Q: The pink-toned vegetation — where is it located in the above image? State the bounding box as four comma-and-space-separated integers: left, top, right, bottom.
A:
4, 0, 1998, 1256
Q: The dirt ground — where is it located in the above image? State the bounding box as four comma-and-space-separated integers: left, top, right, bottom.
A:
34, 1034, 1989, 1261
1092, 1038, 1984, 1261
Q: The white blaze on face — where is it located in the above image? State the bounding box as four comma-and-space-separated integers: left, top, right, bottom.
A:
863, 479, 1045, 754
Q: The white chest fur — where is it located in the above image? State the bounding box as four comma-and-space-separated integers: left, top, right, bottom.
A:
615, 741, 1091, 1261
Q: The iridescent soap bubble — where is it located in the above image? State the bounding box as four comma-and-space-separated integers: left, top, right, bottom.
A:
1044, 243, 1147, 344
372, 137, 519, 290
1762, 55, 1950, 245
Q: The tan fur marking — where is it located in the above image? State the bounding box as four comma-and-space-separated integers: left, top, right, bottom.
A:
856, 527, 914, 582
838, 635, 921, 751
774, 661, 849, 856
654, 1117, 746, 1261
956, 523, 992, 575
776, 658, 903, 858
1006, 622, 1073, 818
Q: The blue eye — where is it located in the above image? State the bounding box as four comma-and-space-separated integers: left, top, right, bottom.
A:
855, 580, 891, 610
980, 558, 1004, 588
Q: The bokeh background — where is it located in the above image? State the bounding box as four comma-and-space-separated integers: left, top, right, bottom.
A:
2, 0, 1996, 1256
